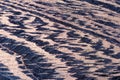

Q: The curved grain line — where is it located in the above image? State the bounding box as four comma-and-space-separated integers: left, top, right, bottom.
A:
0, 1, 120, 47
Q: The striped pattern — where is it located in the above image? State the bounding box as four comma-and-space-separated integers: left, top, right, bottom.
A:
0, 0, 120, 80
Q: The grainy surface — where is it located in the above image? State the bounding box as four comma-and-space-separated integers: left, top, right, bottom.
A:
0, 0, 120, 80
